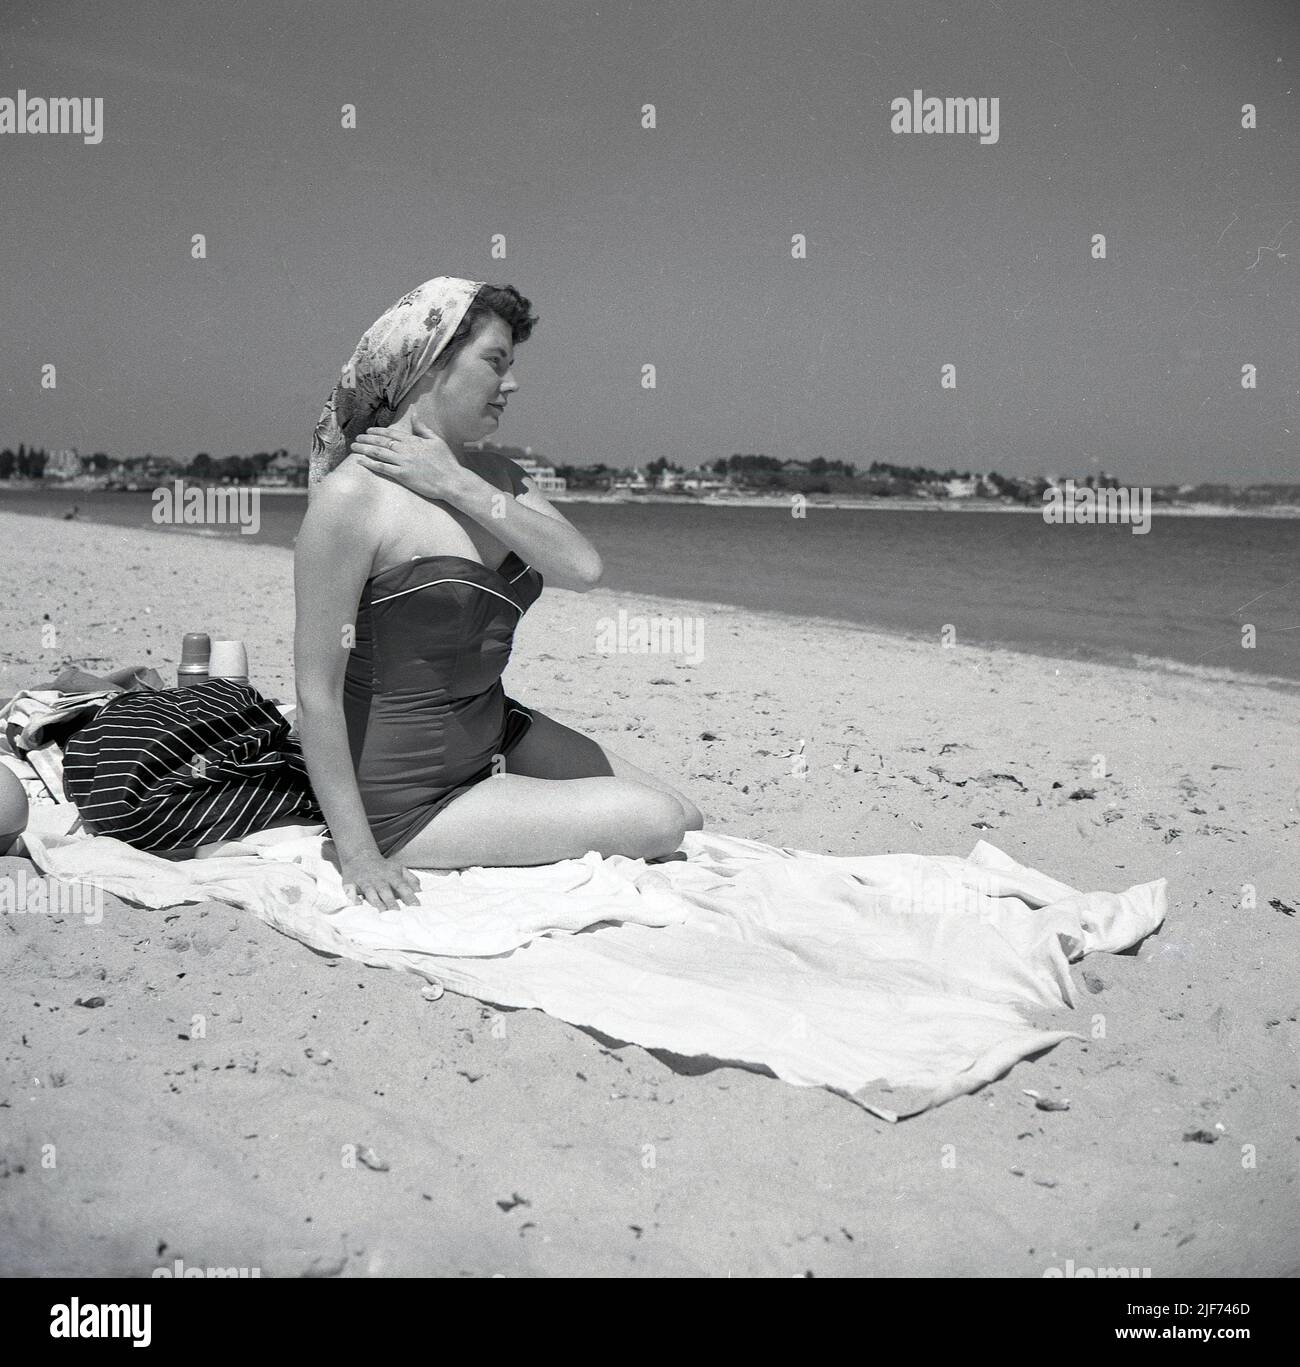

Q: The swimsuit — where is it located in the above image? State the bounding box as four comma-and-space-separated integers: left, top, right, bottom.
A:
343, 549, 543, 856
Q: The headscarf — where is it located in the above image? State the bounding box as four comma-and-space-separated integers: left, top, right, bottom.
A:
308, 275, 485, 491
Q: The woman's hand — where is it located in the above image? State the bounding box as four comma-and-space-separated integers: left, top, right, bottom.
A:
350, 417, 475, 503
338, 848, 422, 911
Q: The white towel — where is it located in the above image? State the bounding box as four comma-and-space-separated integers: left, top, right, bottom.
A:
0, 687, 123, 807
16, 810, 1165, 1121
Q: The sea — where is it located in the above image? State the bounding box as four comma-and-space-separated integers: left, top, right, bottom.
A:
2, 487, 1297, 685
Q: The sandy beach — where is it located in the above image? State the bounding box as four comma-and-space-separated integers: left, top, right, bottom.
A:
0, 509, 1295, 1278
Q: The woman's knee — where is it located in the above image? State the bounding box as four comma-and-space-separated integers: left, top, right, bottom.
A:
679, 798, 705, 831
595, 785, 687, 860
637, 791, 690, 859
597, 743, 704, 831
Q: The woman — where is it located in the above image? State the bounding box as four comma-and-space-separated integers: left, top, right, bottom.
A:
295, 276, 704, 910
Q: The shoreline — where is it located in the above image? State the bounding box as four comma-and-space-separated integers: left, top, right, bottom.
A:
559, 493, 1300, 518
4, 482, 1299, 517
0, 505, 1295, 694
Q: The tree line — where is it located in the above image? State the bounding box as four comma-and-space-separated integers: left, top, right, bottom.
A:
0, 447, 309, 485
0, 445, 50, 479
550, 453, 1127, 502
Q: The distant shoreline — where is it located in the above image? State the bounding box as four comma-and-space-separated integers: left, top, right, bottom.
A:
1, 497, 1296, 689
3, 482, 1298, 518
553, 492, 1300, 518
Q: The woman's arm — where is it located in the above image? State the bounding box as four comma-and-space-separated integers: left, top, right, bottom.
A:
351, 419, 603, 592
452, 471, 603, 592
293, 478, 420, 908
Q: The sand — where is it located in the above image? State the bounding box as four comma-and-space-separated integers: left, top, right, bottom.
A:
0, 508, 1296, 1277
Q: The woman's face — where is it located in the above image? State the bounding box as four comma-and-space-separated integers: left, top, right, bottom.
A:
402, 313, 519, 446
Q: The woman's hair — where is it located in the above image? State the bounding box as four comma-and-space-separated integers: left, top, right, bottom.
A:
433, 283, 538, 370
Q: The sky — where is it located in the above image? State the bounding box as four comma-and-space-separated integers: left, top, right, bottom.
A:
1, 0, 1297, 484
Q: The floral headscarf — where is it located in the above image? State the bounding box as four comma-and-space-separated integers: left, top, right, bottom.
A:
308, 275, 485, 491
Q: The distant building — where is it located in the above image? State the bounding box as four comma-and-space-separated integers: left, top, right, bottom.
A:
263, 451, 309, 486
610, 468, 648, 491
944, 475, 980, 498
681, 467, 729, 491
468, 439, 566, 493
517, 460, 566, 494
45, 448, 83, 480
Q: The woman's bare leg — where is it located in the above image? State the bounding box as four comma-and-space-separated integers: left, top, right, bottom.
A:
504, 709, 705, 829
393, 772, 688, 870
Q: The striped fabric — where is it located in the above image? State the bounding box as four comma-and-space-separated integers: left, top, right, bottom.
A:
62, 679, 322, 852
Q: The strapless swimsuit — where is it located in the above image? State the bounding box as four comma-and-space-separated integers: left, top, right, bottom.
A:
343, 549, 544, 856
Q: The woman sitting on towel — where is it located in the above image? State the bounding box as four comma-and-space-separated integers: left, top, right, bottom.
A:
295, 276, 703, 908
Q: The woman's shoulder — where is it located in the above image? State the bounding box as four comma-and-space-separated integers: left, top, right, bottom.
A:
307, 457, 399, 518
300, 459, 391, 549
311, 454, 371, 498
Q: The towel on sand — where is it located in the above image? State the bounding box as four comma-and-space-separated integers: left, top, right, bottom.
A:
0, 664, 168, 807
17, 810, 1165, 1121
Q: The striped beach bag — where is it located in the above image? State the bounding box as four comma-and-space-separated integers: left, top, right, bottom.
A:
63, 679, 322, 851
